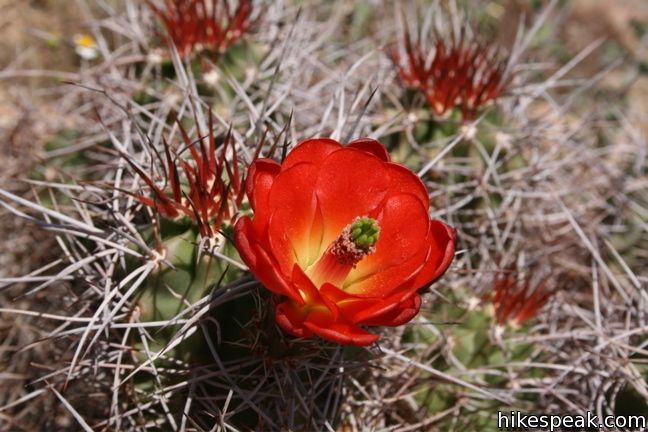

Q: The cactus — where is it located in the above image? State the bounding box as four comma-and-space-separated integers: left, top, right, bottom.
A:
1, 1, 647, 430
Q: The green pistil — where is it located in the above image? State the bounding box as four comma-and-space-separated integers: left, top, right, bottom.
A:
349, 217, 380, 249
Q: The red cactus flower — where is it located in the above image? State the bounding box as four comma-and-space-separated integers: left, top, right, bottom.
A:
124, 117, 244, 238
490, 274, 553, 326
390, 27, 507, 120
147, 0, 253, 58
234, 138, 456, 345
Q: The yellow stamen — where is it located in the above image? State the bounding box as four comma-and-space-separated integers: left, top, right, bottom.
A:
307, 217, 379, 288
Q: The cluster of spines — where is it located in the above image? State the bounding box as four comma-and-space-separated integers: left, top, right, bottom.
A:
489, 273, 554, 326
390, 26, 507, 120
146, 0, 254, 58
122, 111, 244, 238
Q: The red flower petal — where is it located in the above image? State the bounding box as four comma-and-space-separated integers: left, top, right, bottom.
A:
319, 282, 360, 303
360, 293, 422, 327
303, 308, 379, 346
267, 162, 322, 271
234, 217, 303, 304
344, 193, 431, 296
411, 220, 456, 288
275, 300, 312, 338
246, 158, 280, 215
341, 287, 413, 323
282, 138, 342, 170
319, 282, 419, 327
315, 148, 392, 250
348, 138, 391, 161
291, 265, 339, 321
383, 162, 429, 208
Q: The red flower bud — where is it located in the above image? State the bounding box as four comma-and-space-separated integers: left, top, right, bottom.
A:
234, 138, 456, 345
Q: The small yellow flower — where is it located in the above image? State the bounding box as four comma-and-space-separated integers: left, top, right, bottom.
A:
73, 34, 99, 60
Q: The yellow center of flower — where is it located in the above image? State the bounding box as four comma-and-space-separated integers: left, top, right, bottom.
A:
307, 217, 379, 288
74, 34, 96, 49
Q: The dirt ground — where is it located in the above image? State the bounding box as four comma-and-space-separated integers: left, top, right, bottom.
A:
0, 5, 87, 425
0, 0, 89, 279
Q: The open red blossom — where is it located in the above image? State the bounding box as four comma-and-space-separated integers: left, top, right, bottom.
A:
147, 0, 253, 58
490, 275, 553, 326
124, 117, 245, 238
234, 138, 456, 345
390, 27, 507, 120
